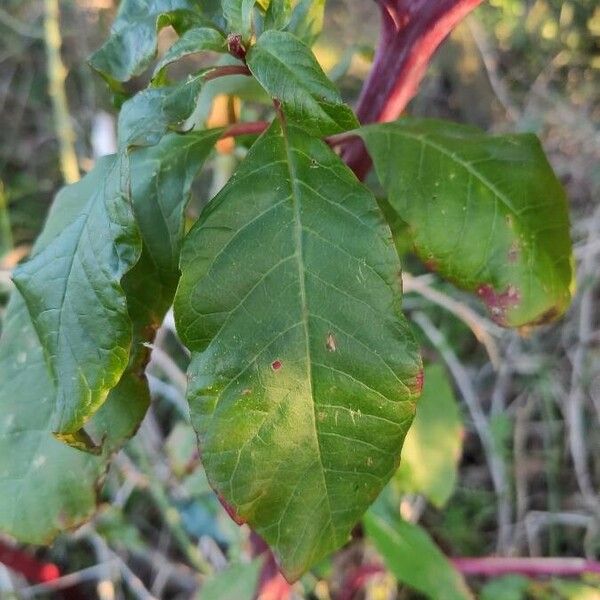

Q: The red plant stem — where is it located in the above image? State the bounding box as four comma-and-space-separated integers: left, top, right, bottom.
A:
343, 0, 483, 178
221, 120, 270, 139
340, 558, 600, 599
451, 557, 600, 578
203, 64, 251, 82
0, 540, 60, 583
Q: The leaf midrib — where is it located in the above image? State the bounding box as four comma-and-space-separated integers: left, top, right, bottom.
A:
279, 121, 336, 547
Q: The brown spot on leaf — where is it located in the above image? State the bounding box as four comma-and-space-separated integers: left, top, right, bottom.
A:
242, 388, 252, 396
271, 360, 282, 371
326, 332, 337, 352
508, 242, 520, 263
477, 283, 520, 326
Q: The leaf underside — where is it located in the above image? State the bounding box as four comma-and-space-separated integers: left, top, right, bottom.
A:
359, 119, 574, 328
175, 121, 422, 580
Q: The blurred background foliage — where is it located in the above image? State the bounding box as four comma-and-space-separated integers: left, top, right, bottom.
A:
0, 1, 599, 599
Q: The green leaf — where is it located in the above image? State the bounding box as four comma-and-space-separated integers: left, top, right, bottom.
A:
480, 575, 530, 600
264, 0, 292, 30
286, 0, 325, 45
0, 177, 151, 542
359, 119, 574, 328
153, 27, 227, 80
222, 0, 257, 38
0, 292, 149, 543
12, 156, 141, 440
118, 74, 205, 148
174, 121, 422, 580
364, 496, 472, 600
395, 364, 463, 508
198, 559, 264, 600
89, 0, 204, 86
247, 30, 358, 136
129, 129, 223, 292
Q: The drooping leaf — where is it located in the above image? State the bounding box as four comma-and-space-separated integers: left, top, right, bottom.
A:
222, 0, 257, 38
152, 27, 227, 80
174, 121, 422, 580
0, 174, 151, 542
395, 364, 463, 508
364, 493, 472, 600
118, 74, 205, 148
247, 30, 358, 136
359, 119, 574, 328
0, 293, 148, 543
129, 129, 223, 293
12, 156, 141, 441
89, 0, 206, 87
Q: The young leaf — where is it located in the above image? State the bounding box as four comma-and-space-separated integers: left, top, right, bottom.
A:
129, 129, 223, 293
264, 0, 292, 31
118, 74, 204, 148
364, 495, 472, 600
152, 28, 227, 80
395, 364, 463, 508
174, 121, 422, 580
359, 119, 574, 328
247, 30, 358, 136
89, 0, 205, 86
286, 0, 325, 45
12, 156, 141, 442
222, 0, 257, 38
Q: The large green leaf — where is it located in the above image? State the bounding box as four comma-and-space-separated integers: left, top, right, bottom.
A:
152, 28, 226, 80
118, 74, 205, 149
174, 121, 422, 580
129, 129, 223, 295
359, 119, 574, 328
89, 0, 204, 86
395, 364, 463, 508
364, 493, 472, 600
12, 157, 140, 442
247, 30, 358, 136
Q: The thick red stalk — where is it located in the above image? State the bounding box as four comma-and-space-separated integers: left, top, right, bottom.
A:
343, 0, 483, 178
